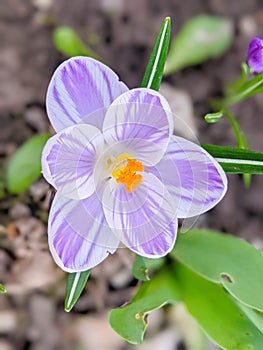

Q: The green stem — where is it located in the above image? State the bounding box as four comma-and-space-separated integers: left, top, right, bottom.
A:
223, 109, 251, 187
223, 109, 247, 149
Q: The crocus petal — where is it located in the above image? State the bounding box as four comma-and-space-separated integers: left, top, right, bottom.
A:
102, 172, 178, 258
103, 88, 173, 166
48, 192, 120, 272
41, 124, 104, 200
247, 37, 263, 74
46, 57, 128, 132
148, 136, 227, 218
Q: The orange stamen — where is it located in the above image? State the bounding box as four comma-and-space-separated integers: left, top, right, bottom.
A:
111, 154, 144, 192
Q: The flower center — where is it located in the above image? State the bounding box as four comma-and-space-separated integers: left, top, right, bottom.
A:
111, 154, 144, 193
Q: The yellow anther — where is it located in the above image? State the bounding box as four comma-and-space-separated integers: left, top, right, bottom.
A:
111, 154, 144, 192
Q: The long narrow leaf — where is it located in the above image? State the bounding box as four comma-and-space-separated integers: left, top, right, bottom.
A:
204, 110, 224, 123
202, 144, 263, 174
64, 270, 91, 312
224, 72, 263, 106
226, 62, 251, 95
141, 17, 171, 90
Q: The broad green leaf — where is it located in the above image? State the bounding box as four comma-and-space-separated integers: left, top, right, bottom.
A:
109, 268, 181, 343
172, 303, 208, 350
0, 284, 6, 293
204, 110, 224, 123
7, 134, 50, 194
141, 17, 171, 90
164, 15, 233, 74
202, 144, 263, 174
237, 302, 263, 334
64, 270, 91, 312
53, 27, 101, 60
174, 263, 263, 349
132, 255, 165, 281
171, 229, 263, 312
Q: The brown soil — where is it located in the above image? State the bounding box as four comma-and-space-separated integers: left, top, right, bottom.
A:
0, 0, 263, 349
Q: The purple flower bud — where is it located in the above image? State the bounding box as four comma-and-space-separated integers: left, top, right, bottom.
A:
247, 37, 263, 74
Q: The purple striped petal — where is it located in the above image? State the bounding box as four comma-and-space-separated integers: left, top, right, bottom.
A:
46, 57, 128, 132
148, 136, 227, 218
41, 124, 104, 200
103, 88, 173, 166
102, 172, 178, 258
48, 192, 120, 272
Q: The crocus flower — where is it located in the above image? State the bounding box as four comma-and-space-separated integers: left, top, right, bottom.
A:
247, 37, 263, 74
42, 57, 227, 272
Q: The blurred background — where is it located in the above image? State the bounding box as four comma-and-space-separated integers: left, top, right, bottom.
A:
0, 0, 263, 349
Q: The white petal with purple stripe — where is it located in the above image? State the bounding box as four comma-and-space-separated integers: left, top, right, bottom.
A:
41, 124, 104, 200
103, 88, 173, 166
48, 192, 120, 272
149, 136, 227, 218
46, 57, 128, 132
102, 172, 178, 257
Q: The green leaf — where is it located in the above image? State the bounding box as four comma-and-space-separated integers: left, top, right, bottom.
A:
237, 302, 263, 334
224, 71, 263, 107
227, 62, 251, 94
53, 27, 101, 60
132, 255, 165, 281
64, 270, 91, 312
0, 284, 6, 293
141, 17, 171, 90
164, 15, 233, 74
171, 229, 263, 312
109, 268, 181, 343
174, 262, 263, 349
7, 134, 50, 194
202, 144, 263, 174
172, 304, 208, 350
204, 110, 224, 123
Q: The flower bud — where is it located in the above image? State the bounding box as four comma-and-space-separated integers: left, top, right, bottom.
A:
247, 37, 263, 74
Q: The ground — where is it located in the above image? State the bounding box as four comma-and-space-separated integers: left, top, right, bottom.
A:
0, 0, 263, 349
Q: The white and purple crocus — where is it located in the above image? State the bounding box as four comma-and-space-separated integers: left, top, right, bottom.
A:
42, 57, 227, 272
